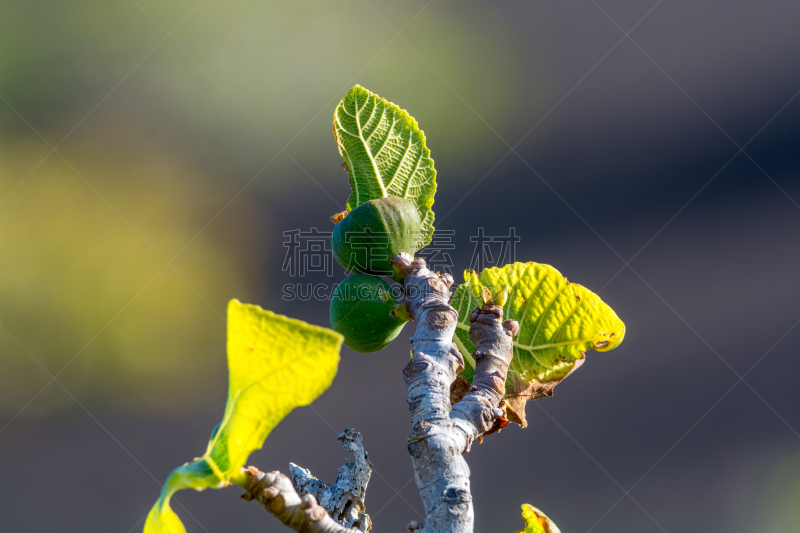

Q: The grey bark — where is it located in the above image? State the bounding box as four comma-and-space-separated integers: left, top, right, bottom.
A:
394, 254, 517, 533
240, 254, 517, 533
290, 428, 373, 532
240, 467, 360, 533
239, 429, 373, 532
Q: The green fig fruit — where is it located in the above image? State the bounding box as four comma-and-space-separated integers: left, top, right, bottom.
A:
332, 196, 422, 278
330, 273, 408, 353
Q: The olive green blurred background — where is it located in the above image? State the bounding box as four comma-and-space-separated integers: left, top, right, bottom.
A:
0, 1, 798, 532
0, 0, 534, 417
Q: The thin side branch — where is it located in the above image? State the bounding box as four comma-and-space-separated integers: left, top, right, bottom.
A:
240, 468, 360, 533
451, 302, 518, 442
290, 428, 373, 531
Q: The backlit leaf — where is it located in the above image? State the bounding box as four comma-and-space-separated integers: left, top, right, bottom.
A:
515, 504, 561, 533
333, 85, 437, 247
144, 300, 343, 533
451, 263, 624, 425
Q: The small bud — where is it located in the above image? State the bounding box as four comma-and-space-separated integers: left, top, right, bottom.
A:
269, 493, 286, 513
391, 301, 412, 322
330, 211, 347, 225
438, 272, 454, 288
493, 286, 509, 307
469, 307, 481, 323
481, 286, 492, 304
389, 302, 412, 321
390, 253, 414, 283
503, 319, 520, 337
491, 408, 504, 418
302, 494, 316, 509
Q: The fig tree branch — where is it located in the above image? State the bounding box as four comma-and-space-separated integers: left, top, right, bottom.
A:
235, 255, 517, 533
290, 428, 373, 531
237, 429, 373, 532
239, 468, 359, 533
394, 254, 518, 533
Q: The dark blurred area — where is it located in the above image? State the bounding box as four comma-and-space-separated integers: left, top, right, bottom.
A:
0, 1, 798, 532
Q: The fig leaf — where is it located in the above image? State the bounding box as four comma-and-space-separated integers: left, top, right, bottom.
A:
451, 263, 625, 426
515, 504, 561, 533
144, 300, 342, 533
333, 85, 436, 247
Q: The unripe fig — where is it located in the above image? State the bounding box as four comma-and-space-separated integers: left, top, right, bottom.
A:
332, 196, 422, 278
330, 274, 408, 353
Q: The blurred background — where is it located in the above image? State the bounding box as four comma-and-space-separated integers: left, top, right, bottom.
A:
0, 1, 798, 532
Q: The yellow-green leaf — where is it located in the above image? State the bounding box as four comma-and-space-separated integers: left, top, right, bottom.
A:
333, 85, 437, 247
451, 263, 624, 424
515, 504, 561, 533
144, 300, 343, 533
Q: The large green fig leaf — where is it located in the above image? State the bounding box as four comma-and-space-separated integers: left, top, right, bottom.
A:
451, 263, 624, 426
144, 299, 343, 533
333, 85, 436, 247
516, 504, 561, 533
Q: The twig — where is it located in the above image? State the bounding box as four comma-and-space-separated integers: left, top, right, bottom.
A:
290, 428, 373, 531
240, 468, 360, 533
